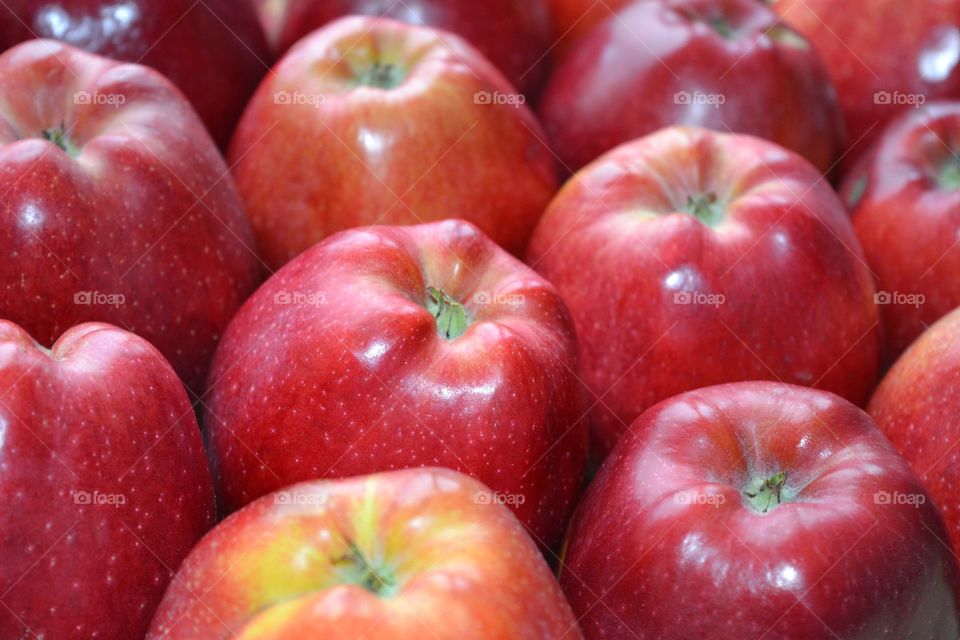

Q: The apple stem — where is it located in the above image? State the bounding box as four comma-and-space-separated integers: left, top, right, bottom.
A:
41, 123, 79, 156
426, 286, 469, 340
685, 193, 723, 227
332, 541, 395, 596
358, 61, 403, 89
938, 158, 960, 191
743, 470, 788, 514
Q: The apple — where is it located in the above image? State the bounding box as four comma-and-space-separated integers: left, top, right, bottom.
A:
0, 0, 272, 148
254, 0, 551, 96
0, 320, 215, 639
538, 0, 844, 174
229, 15, 558, 270
547, 0, 632, 58
841, 101, 960, 360
770, 0, 960, 170
527, 126, 880, 456
560, 382, 960, 638
0, 40, 262, 395
147, 468, 584, 639
869, 308, 960, 556
204, 220, 586, 551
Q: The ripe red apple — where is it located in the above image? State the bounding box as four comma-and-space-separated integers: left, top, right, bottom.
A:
770, 0, 960, 170
528, 127, 880, 456
841, 101, 960, 360
204, 220, 586, 550
0, 0, 271, 148
547, 0, 632, 58
230, 15, 557, 270
0, 320, 215, 639
148, 468, 584, 639
561, 382, 960, 638
869, 308, 960, 556
538, 0, 844, 174
254, 0, 551, 96
0, 40, 262, 394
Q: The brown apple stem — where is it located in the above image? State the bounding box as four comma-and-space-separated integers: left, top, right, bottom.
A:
743, 470, 788, 514
41, 123, 79, 156
425, 286, 469, 340
332, 541, 396, 596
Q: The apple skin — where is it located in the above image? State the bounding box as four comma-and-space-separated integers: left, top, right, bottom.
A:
204, 220, 586, 550
147, 468, 584, 639
0, 0, 271, 148
869, 308, 960, 557
841, 102, 960, 361
770, 0, 960, 171
561, 382, 960, 639
230, 15, 557, 270
527, 127, 880, 456
547, 0, 632, 58
254, 0, 551, 96
0, 40, 262, 395
538, 0, 844, 174
0, 320, 215, 639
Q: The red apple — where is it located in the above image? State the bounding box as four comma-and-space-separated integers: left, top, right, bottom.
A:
254, 0, 551, 96
869, 308, 960, 556
204, 220, 586, 550
547, 0, 632, 58
230, 15, 558, 270
148, 468, 584, 639
770, 0, 960, 170
561, 382, 960, 638
0, 320, 215, 639
528, 127, 880, 456
841, 101, 960, 360
0, 40, 262, 395
538, 0, 844, 174
0, 0, 272, 148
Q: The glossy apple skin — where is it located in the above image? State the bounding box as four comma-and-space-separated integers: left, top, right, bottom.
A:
0, 41, 262, 395
0, 321, 215, 639
771, 0, 960, 171
539, 0, 843, 174
0, 0, 271, 147
255, 0, 550, 96
204, 220, 586, 550
869, 309, 960, 557
547, 0, 632, 58
230, 16, 557, 270
528, 127, 880, 456
561, 382, 960, 639
841, 102, 960, 361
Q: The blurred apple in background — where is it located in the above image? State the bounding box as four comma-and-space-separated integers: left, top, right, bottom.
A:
0, 321, 215, 639
148, 468, 584, 639
0, 0, 271, 148
547, 0, 632, 58
842, 102, 960, 360
204, 220, 586, 550
230, 16, 557, 270
770, 0, 960, 170
528, 127, 879, 456
0, 41, 262, 395
539, 0, 844, 174
561, 382, 959, 638
869, 308, 960, 556
254, 0, 551, 96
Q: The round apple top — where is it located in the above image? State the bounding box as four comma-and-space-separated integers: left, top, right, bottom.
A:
561, 382, 960, 639
147, 468, 584, 639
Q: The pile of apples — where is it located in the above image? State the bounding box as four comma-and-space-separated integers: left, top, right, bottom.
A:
3, 1, 960, 638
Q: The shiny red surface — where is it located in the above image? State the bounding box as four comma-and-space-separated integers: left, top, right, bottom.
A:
562, 382, 960, 638
0, 41, 262, 394
204, 220, 586, 550
539, 0, 844, 174
0, 321, 215, 639
547, 0, 633, 58
528, 127, 879, 455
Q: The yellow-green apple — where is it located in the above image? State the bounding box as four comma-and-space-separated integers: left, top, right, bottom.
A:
204, 220, 586, 550
869, 308, 960, 556
770, 0, 960, 170
253, 0, 551, 96
539, 0, 844, 174
229, 15, 558, 270
0, 321, 215, 639
561, 382, 960, 638
0, 0, 272, 148
0, 40, 262, 395
528, 127, 879, 456
842, 101, 960, 360
147, 468, 584, 639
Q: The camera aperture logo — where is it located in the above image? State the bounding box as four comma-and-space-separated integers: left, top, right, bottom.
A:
674, 291, 725, 308
74, 291, 125, 308
73, 490, 126, 506
874, 291, 924, 309
274, 290, 327, 307
274, 90, 326, 108
674, 91, 726, 108
874, 491, 926, 507
74, 91, 126, 108
473, 491, 526, 506
474, 90, 526, 108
